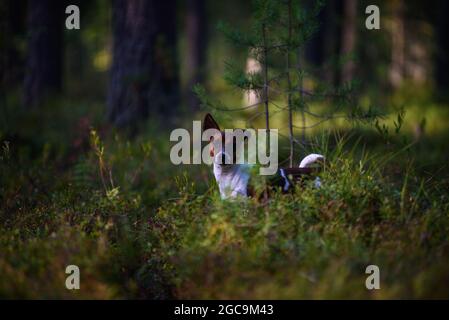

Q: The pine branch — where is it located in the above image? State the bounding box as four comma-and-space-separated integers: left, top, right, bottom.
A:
193, 84, 263, 112
286, 0, 294, 167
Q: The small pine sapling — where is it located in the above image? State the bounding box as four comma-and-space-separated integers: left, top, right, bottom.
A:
194, 0, 382, 169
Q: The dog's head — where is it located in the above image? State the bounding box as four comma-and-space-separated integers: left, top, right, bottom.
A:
202, 113, 250, 167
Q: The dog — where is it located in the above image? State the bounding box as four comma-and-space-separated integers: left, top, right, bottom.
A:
203, 113, 325, 199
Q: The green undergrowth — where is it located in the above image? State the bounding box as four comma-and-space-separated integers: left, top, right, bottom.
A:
1, 101, 449, 299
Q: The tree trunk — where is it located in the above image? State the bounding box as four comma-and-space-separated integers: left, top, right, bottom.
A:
0, 0, 26, 92
322, 0, 339, 85
107, 0, 179, 127
23, 0, 63, 107
435, 0, 449, 98
243, 50, 262, 107
304, 0, 324, 68
287, 0, 294, 167
185, 0, 207, 110
389, 0, 405, 89
261, 23, 269, 134
0, 1, 10, 93
340, 0, 357, 84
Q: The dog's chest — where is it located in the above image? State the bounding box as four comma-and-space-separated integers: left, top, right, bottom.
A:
213, 164, 250, 199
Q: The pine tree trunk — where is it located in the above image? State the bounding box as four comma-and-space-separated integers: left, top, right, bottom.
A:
340, 0, 357, 84
304, 0, 324, 67
322, 0, 338, 85
0, 1, 10, 93
435, 0, 449, 98
262, 23, 269, 134
23, 0, 63, 107
185, 0, 207, 110
297, 48, 305, 158
0, 0, 26, 92
287, 0, 294, 167
107, 0, 179, 127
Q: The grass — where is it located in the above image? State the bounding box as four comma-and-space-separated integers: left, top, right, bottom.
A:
1, 98, 449, 299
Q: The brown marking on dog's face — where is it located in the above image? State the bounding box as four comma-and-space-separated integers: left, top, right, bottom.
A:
203, 113, 244, 164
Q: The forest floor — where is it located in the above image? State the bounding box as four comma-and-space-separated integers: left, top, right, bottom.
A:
1, 97, 449, 299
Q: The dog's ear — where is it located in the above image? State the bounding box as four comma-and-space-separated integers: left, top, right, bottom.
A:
203, 113, 220, 132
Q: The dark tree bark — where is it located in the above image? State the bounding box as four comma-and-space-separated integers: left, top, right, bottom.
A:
23, 0, 63, 107
339, 0, 357, 84
0, 0, 27, 92
185, 0, 207, 111
107, 0, 179, 127
435, 0, 449, 98
322, 0, 340, 86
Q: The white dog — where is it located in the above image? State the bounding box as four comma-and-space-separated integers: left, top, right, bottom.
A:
203, 113, 324, 199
